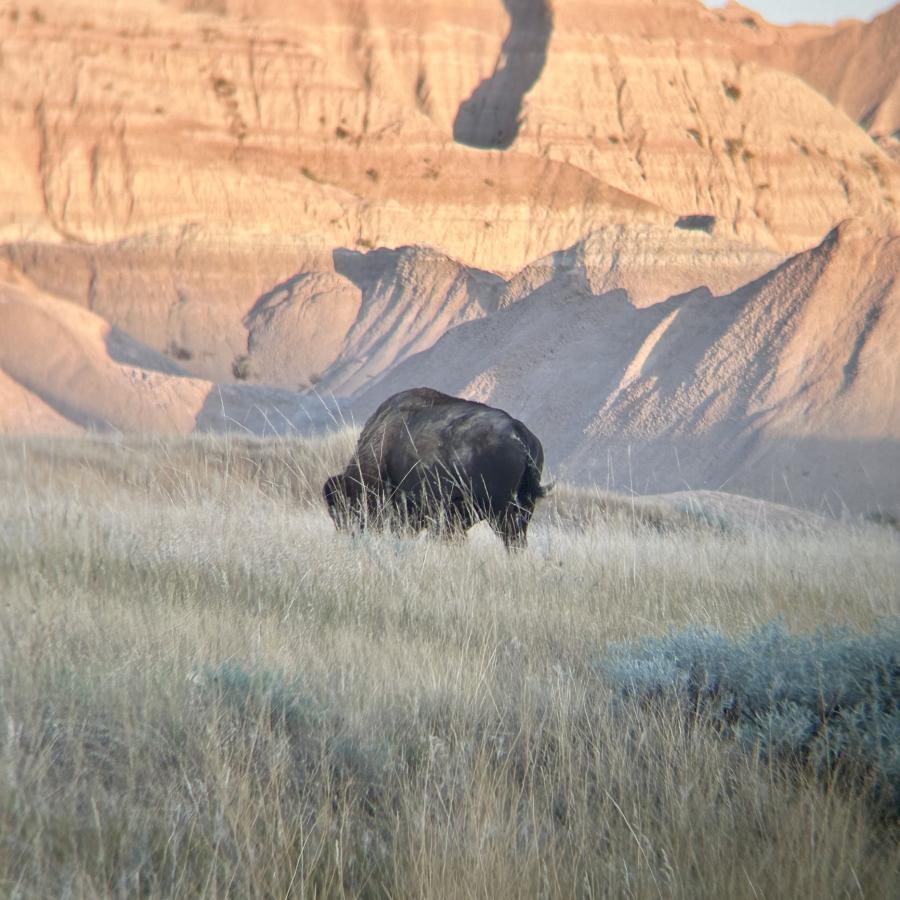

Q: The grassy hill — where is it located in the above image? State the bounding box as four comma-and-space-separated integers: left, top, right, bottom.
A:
0, 434, 897, 897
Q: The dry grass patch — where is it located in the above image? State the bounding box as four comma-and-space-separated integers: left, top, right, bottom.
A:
0, 434, 897, 897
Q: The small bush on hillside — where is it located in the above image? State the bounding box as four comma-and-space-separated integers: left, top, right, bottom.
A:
190, 662, 390, 792
864, 510, 900, 531
193, 662, 319, 735
596, 620, 900, 815
231, 353, 252, 380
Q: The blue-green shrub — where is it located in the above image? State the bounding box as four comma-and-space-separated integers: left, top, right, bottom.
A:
596, 620, 900, 815
192, 662, 389, 792
197, 662, 320, 735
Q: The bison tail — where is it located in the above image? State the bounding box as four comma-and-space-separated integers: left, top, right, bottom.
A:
518, 461, 548, 507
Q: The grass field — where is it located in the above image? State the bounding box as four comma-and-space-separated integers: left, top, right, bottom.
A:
0, 434, 897, 898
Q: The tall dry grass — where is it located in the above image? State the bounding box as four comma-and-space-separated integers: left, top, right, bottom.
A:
0, 433, 897, 898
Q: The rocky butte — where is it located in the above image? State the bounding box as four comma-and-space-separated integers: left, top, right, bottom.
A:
0, 0, 897, 516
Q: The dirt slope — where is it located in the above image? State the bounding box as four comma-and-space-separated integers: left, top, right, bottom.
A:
355, 220, 900, 516
0, 269, 341, 435
754, 4, 900, 141
0, 0, 665, 271
2, 221, 781, 386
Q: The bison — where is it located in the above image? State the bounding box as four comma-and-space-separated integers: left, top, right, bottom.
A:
323, 388, 548, 548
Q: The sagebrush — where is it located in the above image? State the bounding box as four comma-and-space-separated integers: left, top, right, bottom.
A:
598, 621, 900, 815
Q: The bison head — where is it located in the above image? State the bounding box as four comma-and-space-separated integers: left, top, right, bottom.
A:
322, 472, 367, 531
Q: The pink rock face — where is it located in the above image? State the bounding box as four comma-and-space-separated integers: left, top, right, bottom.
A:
0, 0, 897, 515
0, 0, 896, 262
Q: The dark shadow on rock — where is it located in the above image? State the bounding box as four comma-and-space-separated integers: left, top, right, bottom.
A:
331, 246, 405, 289
841, 289, 886, 394
104, 326, 188, 376
675, 215, 716, 234
453, 0, 552, 149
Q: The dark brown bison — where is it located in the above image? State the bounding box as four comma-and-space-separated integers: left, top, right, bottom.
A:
323, 388, 548, 548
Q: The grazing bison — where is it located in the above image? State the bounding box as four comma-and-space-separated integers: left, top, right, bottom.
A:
323, 388, 547, 548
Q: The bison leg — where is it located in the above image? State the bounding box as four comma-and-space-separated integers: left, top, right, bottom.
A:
492, 503, 531, 550
501, 523, 527, 550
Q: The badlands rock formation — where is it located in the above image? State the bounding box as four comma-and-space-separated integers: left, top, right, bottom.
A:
0, 0, 898, 515
236, 224, 782, 396
753, 3, 900, 143
0, 263, 339, 434
1, 0, 896, 262
243, 246, 504, 394
356, 220, 900, 515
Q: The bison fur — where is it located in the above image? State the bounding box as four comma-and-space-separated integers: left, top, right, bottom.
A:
323, 388, 548, 549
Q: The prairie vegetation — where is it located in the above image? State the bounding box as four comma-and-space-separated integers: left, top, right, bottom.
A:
0, 434, 897, 898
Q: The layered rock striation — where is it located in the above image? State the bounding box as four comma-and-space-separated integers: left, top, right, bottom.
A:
1, 0, 898, 514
